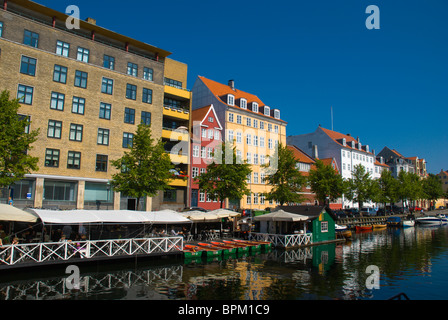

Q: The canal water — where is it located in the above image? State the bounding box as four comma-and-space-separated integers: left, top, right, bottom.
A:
1, 224, 448, 300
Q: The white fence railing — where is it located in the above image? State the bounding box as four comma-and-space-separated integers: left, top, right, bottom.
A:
250, 233, 312, 248
0, 237, 184, 266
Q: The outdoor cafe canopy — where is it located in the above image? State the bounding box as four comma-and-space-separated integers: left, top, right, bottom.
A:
0, 204, 39, 223
29, 209, 192, 225
254, 209, 309, 222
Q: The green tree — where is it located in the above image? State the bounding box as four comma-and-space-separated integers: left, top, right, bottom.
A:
0, 90, 40, 192
308, 159, 345, 205
345, 164, 377, 210
262, 143, 307, 206
110, 124, 173, 211
422, 174, 443, 210
377, 169, 400, 209
196, 143, 252, 208
398, 171, 423, 208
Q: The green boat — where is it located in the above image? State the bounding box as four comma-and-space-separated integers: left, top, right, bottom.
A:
222, 240, 250, 253
198, 242, 228, 255
183, 245, 204, 259
233, 239, 261, 251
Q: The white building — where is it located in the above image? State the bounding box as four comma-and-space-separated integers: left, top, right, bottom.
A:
287, 126, 377, 209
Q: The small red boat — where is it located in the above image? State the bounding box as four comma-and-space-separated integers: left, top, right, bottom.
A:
355, 225, 373, 232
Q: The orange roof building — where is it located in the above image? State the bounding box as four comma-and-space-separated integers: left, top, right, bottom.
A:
191, 76, 287, 211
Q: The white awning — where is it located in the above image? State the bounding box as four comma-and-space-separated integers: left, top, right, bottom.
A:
30, 209, 192, 225
254, 210, 309, 222
208, 209, 240, 218
179, 210, 221, 222
0, 204, 39, 223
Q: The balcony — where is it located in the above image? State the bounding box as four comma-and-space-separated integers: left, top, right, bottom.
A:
169, 178, 188, 187
164, 85, 191, 100
163, 105, 190, 120
162, 127, 189, 142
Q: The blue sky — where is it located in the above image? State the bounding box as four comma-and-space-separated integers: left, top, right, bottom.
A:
39, 0, 448, 174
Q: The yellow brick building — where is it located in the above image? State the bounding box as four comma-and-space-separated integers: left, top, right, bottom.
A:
0, 0, 190, 211
191, 76, 287, 211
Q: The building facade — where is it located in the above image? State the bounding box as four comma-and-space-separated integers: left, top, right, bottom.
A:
189, 104, 223, 210
0, 0, 189, 211
287, 126, 377, 209
377, 147, 416, 178
191, 76, 287, 211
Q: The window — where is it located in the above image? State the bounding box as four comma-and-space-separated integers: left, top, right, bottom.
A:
253, 119, 258, 129
101, 77, 114, 95
193, 145, 199, 157
247, 152, 252, 164
20, 56, 37, 76
240, 98, 247, 109
208, 129, 214, 140
246, 194, 251, 205
72, 97, 85, 115
47, 120, 62, 139
163, 190, 177, 202
44, 180, 77, 201
236, 132, 242, 143
228, 113, 234, 122
199, 192, 205, 203
142, 88, 152, 104
201, 128, 207, 138
103, 55, 115, 70
96, 155, 108, 172
268, 123, 273, 132
45, 149, 60, 167
264, 106, 270, 116
201, 147, 206, 159
260, 121, 265, 130
50, 92, 65, 111
67, 151, 81, 170
126, 84, 137, 100
260, 137, 265, 148
227, 130, 234, 142
192, 167, 199, 178
0, 22, 3, 37
214, 130, 220, 140
207, 148, 213, 159
23, 30, 39, 48
97, 128, 110, 145
141, 111, 151, 126
74, 70, 88, 88
275, 125, 279, 133
143, 67, 153, 81
246, 117, 251, 127
53, 65, 67, 83
124, 107, 135, 124
321, 221, 328, 233
17, 84, 34, 105
56, 40, 70, 57
122, 132, 134, 148
253, 193, 259, 204
246, 134, 252, 145
274, 109, 280, 119
77, 47, 90, 63
127, 62, 138, 77
69, 123, 83, 142
252, 102, 259, 113
253, 154, 259, 165
99, 102, 111, 120
236, 115, 242, 124
164, 77, 182, 89
18, 114, 30, 134
227, 94, 235, 106
268, 139, 273, 149
253, 136, 258, 147
260, 155, 266, 165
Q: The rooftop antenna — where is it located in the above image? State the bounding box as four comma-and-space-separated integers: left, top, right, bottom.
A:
331, 106, 334, 130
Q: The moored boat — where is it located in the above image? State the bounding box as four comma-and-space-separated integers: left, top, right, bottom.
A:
416, 216, 443, 225
209, 242, 238, 254
187, 244, 220, 257
340, 230, 352, 239
437, 214, 448, 225
355, 225, 373, 232
402, 220, 415, 228
183, 245, 204, 259
335, 224, 348, 231
198, 242, 228, 255
373, 224, 387, 229
387, 217, 402, 227
232, 239, 261, 251
222, 240, 249, 252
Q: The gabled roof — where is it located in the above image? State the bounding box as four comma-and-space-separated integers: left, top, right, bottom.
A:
198, 76, 286, 123
287, 145, 315, 164
375, 160, 390, 168
319, 127, 374, 155
191, 104, 223, 130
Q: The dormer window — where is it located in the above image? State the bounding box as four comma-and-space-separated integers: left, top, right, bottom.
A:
274, 109, 280, 119
252, 102, 259, 113
240, 98, 247, 109
264, 106, 270, 116
342, 138, 346, 146
227, 94, 235, 106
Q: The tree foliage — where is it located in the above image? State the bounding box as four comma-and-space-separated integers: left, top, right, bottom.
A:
0, 90, 39, 189
308, 159, 345, 205
345, 164, 377, 209
262, 143, 307, 206
422, 173, 443, 207
376, 169, 400, 207
110, 124, 173, 211
196, 143, 252, 208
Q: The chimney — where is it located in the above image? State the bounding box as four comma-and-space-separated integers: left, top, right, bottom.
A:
312, 145, 319, 159
86, 17, 96, 25
228, 80, 235, 90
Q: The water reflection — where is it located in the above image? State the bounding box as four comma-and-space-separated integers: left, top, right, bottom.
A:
1, 225, 448, 300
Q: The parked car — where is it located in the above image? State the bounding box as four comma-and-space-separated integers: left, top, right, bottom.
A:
360, 207, 378, 216
334, 210, 347, 219
182, 207, 208, 212
344, 208, 360, 217
409, 206, 423, 213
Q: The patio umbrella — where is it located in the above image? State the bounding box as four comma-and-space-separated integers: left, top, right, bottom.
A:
208, 209, 240, 218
